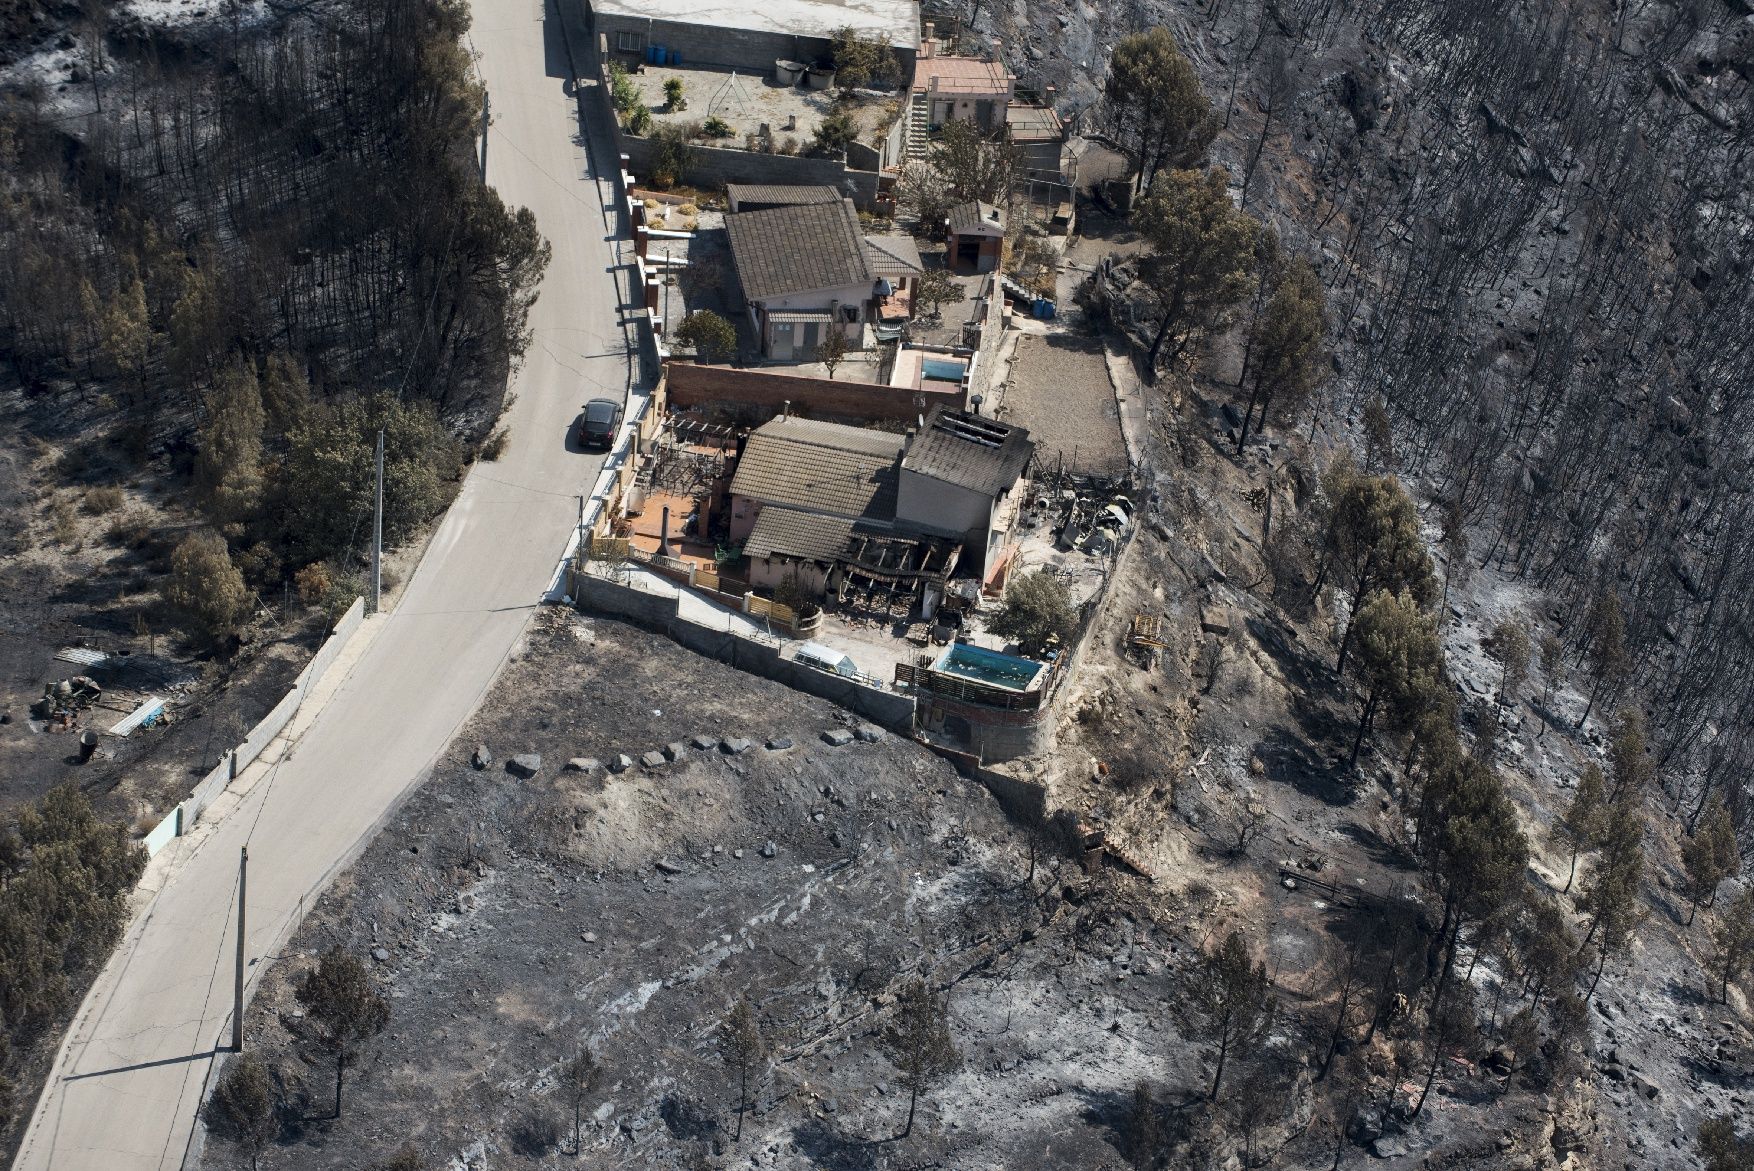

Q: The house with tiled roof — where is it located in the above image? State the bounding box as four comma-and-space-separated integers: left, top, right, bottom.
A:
726, 198, 877, 361
725, 198, 932, 359
724, 407, 1033, 599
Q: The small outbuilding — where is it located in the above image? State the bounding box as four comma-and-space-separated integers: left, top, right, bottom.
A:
945, 200, 1005, 274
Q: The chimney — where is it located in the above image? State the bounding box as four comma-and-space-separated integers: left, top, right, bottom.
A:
921, 21, 935, 58
781, 400, 790, 419
658, 506, 675, 558
1044, 83, 1056, 108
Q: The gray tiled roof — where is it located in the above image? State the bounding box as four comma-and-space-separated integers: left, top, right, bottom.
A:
729, 416, 905, 521
901, 407, 1033, 498
725, 184, 841, 211
946, 200, 1005, 236
726, 199, 874, 301
745, 507, 859, 562
865, 234, 925, 278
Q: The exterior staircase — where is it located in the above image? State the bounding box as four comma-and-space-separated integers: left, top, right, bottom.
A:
904, 90, 930, 162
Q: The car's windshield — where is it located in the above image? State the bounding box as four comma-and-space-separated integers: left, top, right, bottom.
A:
584, 403, 615, 423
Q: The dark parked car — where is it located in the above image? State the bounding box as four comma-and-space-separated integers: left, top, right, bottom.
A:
577, 398, 623, 450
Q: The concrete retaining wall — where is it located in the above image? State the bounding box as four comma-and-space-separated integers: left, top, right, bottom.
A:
666, 361, 959, 422
142, 807, 181, 857
233, 686, 302, 776
185, 752, 235, 826
142, 594, 369, 850
295, 598, 365, 692
571, 570, 915, 731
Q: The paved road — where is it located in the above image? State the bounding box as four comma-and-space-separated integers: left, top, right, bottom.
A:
12, 4, 635, 1167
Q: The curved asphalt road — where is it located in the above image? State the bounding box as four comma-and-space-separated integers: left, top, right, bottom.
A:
13, 3, 635, 1166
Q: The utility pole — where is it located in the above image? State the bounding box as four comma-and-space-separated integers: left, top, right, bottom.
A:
480, 90, 490, 183
232, 846, 247, 1052
371, 429, 384, 614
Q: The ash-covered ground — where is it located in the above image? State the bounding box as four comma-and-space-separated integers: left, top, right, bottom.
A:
209, 610, 1196, 1170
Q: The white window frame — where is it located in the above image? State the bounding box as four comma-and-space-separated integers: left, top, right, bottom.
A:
617, 30, 644, 52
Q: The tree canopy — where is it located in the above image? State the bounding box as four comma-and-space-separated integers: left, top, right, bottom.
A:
1133, 168, 1259, 371
1105, 28, 1218, 192
880, 979, 959, 1137
1238, 255, 1324, 451
987, 572, 1078, 657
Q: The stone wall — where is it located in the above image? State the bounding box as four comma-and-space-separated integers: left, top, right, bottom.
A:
666, 361, 963, 423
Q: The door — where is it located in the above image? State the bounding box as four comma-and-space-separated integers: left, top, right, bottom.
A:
800, 322, 821, 356
770, 321, 793, 360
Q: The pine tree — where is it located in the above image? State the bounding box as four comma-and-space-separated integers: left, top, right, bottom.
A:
1124, 1079, 1162, 1170
1104, 28, 1217, 192
1236, 257, 1324, 452
1577, 798, 1645, 999
561, 1044, 599, 1156
1133, 168, 1259, 371
1577, 591, 1627, 728
1488, 619, 1531, 708
295, 947, 390, 1117
195, 363, 266, 528
1346, 589, 1443, 770
1710, 886, 1754, 1004
1605, 708, 1653, 803
1554, 764, 1606, 894
1681, 801, 1740, 926
880, 979, 959, 1138
1418, 755, 1528, 1011
1320, 469, 1435, 673
1698, 1115, 1754, 1171
1182, 931, 1275, 1102
204, 1053, 277, 1170
717, 1000, 765, 1142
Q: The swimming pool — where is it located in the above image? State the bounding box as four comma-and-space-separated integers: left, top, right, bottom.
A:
922, 358, 966, 383
934, 643, 1044, 692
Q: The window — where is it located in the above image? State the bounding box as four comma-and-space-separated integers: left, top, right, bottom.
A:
840, 305, 859, 323
617, 30, 643, 52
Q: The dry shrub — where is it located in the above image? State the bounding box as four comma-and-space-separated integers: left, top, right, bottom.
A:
50, 497, 79, 544
82, 486, 124, 514
294, 561, 335, 606
479, 426, 509, 461
106, 510, 154, 549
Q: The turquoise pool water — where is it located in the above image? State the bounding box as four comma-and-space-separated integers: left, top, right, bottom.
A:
935, 643, 1044, 691
922, 358, 966, 383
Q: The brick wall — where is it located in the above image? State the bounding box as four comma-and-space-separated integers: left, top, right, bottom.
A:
666, 361, 963, 423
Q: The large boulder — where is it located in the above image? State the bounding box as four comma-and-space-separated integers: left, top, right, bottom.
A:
506, 753, 542, 778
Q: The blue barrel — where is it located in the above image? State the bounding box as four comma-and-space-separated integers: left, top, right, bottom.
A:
671, 49, 681, 67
